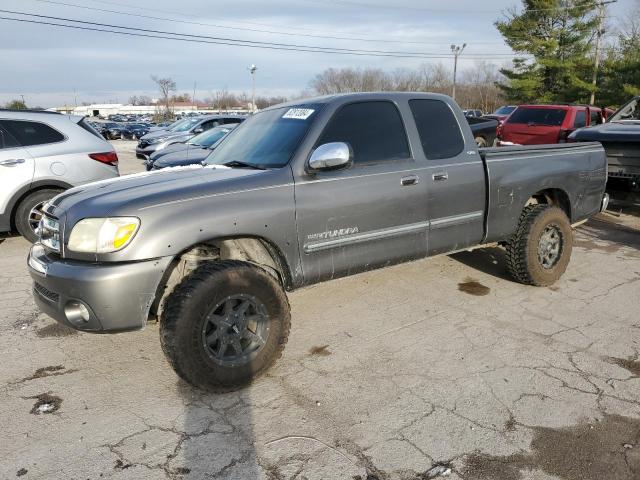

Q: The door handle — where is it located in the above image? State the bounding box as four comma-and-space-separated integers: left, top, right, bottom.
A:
401, 175, 419, 186
432, 172, 449, 181
0, 158, 26, 166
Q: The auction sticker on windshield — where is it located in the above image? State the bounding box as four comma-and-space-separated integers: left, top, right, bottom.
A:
283, 108, 315, 120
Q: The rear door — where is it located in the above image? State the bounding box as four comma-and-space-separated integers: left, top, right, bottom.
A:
294, 100, 428, 284
0, 122, 35, 218
502, 107, 567, 145
407, 99, 486, 255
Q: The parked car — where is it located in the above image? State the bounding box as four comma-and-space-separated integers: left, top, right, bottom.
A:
484, 105, 517, 124
569, 96, 640, 190
0, 109, 119, 242
497, 104, 603, 146
466, 116, 499, 147
27, 93, 607, 391
463, 109, 483, 118
146, 124, 238, 170
120, 123, 151, 140
136, 115, 244, 159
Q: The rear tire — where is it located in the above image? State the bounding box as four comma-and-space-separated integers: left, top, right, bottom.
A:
505, 205, 573, 286
14, 189, 62, 243
160, 260, 291, 392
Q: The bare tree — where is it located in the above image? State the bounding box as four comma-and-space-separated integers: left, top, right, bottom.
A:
129, 95, 152, 106
151, 75, 177, 118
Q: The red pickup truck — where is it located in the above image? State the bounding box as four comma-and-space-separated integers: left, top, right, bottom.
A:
497, 104, 604, 146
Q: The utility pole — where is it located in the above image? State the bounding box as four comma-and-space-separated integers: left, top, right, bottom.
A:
450, 43, 466, 102
20, 94, 25, 106
590, 0, 616, 105
248, 64, 257, 113
192, 81, 196, 109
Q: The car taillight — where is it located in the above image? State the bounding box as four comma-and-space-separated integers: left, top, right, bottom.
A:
89, 151, 118, 166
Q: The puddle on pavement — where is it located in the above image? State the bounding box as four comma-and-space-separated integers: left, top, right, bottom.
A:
607, 356, 640, 376
458, 278, 491, 296
28, 393, 62, 415
309, 345, 331, 356
462, 414, 640, 480
35, 323, 78, 338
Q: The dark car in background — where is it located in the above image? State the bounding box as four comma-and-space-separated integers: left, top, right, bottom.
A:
146, 124, 238, 170
466, 116, 499, 147
136, 115, 245, 159
463, 109, 483, 118
497, 104, 603, 146
484, 105, 517, 124
569, 96, 640, 190
120, 123, 151, 140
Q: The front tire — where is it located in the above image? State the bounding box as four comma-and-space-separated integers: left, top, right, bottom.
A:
160, 260, 291, 392
14, 189, 62, 243
505, 205, 573, 286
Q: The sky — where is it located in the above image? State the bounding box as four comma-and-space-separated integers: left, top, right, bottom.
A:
0, 0, 634, 107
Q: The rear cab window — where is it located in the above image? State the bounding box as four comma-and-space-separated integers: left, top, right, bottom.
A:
590, 109, 602, 125
506, 108, 567, 126
317, 101, 410, 165
0, 119, 65, 146
409, 99, 465, 160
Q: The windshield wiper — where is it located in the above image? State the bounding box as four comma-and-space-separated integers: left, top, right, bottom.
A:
222, 160, 266, 170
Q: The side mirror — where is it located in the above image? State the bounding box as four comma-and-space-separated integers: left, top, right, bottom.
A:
308, 142, 352, 171
193, 127, 204, 134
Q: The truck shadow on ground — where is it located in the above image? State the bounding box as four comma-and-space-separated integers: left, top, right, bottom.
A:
449, 247, 515, 282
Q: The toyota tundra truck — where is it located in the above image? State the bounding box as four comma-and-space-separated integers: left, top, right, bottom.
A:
27, 93, 608, 391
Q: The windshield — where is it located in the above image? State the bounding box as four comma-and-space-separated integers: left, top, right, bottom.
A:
187, 126, 233, 147
610, 98, 640, 122
494, 106, 516, 115
506, 107, 567, 126
168, 118, 200, 132
204, 105, 321, 168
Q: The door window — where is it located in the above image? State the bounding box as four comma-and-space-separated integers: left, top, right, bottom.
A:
0, 120, 65, 146
409, 99, 465, 160
590, 110, 602, 125
0, 125, 21, 149
574, 111, 587, 128
317, 101, 410, 165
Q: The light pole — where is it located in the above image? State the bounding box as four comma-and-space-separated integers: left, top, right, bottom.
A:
450, 43, 466, 102
248, 64, 257, 113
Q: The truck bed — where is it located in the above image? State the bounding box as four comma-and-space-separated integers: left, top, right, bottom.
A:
478, 142, 607, 243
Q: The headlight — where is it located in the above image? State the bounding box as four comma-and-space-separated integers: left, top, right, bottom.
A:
39, 215, 61, 252
68, 217, 140, 253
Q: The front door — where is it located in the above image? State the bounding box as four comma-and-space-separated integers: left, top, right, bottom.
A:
294, 101, 428, 284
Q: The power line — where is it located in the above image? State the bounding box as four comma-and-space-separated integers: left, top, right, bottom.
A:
0, 9, 529, 59
0, 14, 527, 60
28, 0, 510, 45
300, 0, 607, 14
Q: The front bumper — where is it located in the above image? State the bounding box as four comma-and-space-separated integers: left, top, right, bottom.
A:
135, 144, 159, 159
28, 244, 172, 333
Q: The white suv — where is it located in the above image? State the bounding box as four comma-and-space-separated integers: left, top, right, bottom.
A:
0, 110, 119, 242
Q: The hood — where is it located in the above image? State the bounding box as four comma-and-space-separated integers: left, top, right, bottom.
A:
570, 122, 640, 142
153, 148, 210, 169
150, 142, 191, 159
46, 165, 265, 222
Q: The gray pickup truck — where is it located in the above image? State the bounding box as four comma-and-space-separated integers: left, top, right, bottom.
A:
27, 93, 608, 391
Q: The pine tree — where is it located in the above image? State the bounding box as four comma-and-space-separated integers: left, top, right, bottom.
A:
496, 0, 599, 103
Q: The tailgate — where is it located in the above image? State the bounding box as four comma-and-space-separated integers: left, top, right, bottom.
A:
502, 124, 559, 145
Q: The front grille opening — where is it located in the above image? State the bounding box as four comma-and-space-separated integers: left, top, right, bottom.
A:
34, 282, 60, 302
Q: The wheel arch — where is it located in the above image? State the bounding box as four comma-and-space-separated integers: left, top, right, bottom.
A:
524, 187, 572, 222
7, 179, 71, 230
150, 235, 294, 318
